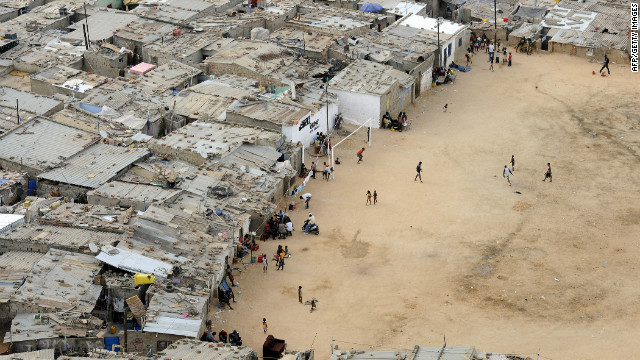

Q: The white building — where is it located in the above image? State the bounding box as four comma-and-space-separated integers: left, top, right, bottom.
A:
328, 60, 414, 128
399, 14, 470, 67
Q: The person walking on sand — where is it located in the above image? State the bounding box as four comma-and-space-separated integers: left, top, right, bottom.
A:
263, 254, 268, 273
599, 54, 610, 75
490, 57, 494, 72
503, 165, 513, 186
373, 190, 377, 204
262, 318, 268, 333
366, 190, 372, 205
298, 286, 303, 303
543, 163, 552, 182
510, 155, 515, 172
443, 104, 448, 112
508, 52, 512, 67
357, 147, 365, 164
415, 161, 423, 182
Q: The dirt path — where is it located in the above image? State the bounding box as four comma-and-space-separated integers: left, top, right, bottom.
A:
212, 53, 640, 360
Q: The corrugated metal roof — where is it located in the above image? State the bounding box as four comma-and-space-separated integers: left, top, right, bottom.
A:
142, 316, 201, 337
88, 181, 181, 204
0, 214, 24, 235
0, 348, 54, 359
64, 11, 139, 42
144, 291, 207, 337
0, 251, 44, 302
11, 248, 103, 314
0, 87, 62, 116
229, 100, 311, 126
0, 224, 123, 248
38, 143, 149, 189
96, 245, 174, 277
173, 92, 234, 121
0, 118, 97, 172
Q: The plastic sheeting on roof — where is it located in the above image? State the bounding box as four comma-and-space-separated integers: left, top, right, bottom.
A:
129, 62, 156, 75
96, 245, 173, 277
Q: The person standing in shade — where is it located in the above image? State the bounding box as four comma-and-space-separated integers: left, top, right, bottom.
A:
366, 190, 372, 205
503, 165, 513, 186
415, 161, 423, 182
373, 190, 377, 205
357, 147, 365, 164
298, 286, 303, 303
543, 163, 552, 182
510, 155, 515, 172
599, 54, 610, 75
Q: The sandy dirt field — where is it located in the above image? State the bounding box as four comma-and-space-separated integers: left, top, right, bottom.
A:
212, 52, 640, 360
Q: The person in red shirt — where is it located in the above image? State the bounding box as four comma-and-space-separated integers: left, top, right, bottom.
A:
357, 147, 365, 164
508, 52, 512, 67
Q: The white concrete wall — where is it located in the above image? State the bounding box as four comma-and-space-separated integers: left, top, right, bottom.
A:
330, 89, 381, 129
421, 67, 433, 92
283, 102, 339, 146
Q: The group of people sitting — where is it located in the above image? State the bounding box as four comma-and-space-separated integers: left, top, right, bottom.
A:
381, 111, 408, 131
201, 328, 243, 346
261, 210, 293, 240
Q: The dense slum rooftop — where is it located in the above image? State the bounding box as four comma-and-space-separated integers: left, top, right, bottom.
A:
7, 313, 103, 342
30, 65, 111, 95
329, 59, 414, 95
11, 248, 103, 314
0, 251, 44, 304
0, 31, 85, 73
37, 143, 149, 189
154, 339, 257, 360
0, 118, 97, 173
36, 203, 135, 232
0, 87, 63, 116
0, 223, 124, 250
150, 121, 281, 162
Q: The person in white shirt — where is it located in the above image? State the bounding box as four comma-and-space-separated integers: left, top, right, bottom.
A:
503, 165, 513, 186
285, 220, 293, 236
300, 193, 312, 209
488, 43, 495, 62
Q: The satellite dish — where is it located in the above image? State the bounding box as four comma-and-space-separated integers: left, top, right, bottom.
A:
89, 242, 99, 253
100, 130, 108, 139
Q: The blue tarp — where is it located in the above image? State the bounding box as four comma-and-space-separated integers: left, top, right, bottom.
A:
360, 2, 383, 12
79, 102, 103, 114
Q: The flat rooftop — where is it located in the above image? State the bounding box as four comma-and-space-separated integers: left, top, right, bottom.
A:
0, 86, 63, 116
155, 339, 257, 360
0, 118, 97, 173
328, 59, 414, 95
11, 248, 103, 314
150, 121, 280, 162
63, 10, 139, 42
37, 143, 149, 189
0, 223, 123, 250
36, 203, 135, 233
30, 65, 110, 95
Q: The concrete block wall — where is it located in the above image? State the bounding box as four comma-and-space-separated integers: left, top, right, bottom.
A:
0, 238, 49, 255
83, 51, 126, 78
125, 330, 187, 355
